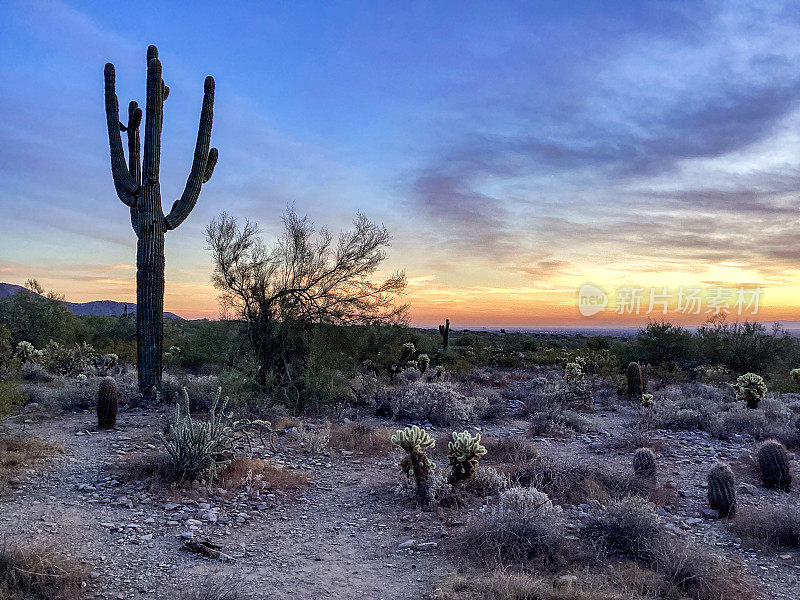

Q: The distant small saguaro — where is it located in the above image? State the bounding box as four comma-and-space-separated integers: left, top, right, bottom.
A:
103, 45, 218, 397
439, 318, 450, 350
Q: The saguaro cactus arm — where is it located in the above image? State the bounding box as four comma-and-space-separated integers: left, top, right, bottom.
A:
104, 63, 140, 207
142, 47, 164, 184
125, 101, 143, 236
165, 76, 217, 230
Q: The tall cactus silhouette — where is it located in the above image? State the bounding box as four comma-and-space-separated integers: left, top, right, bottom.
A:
104, 45, 218, 397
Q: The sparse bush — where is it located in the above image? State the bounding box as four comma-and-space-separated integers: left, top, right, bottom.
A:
22, 378, 99, 412
730, 504, 800, 548
581, 496, 660, 560
289, 422, 331, 453
0, 544, 87, 600
466, 465, 510, 496
329, 422, 392, 455
0, 437, 63, 490
459, 501, 568, 567
498, 486, 553, 513
482, 436, 539, 464
386, 380, 489, 425
41, 340, 94, 377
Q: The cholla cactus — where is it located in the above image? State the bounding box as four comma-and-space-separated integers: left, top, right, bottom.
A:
15, 341, 43, 364
563, 361, 590, 401
391, 425, 435, 505
76, 374, 88, 386
418, 354, 430, 374
563, 361, 584, 380
791, 368, 800, 385
641, 393, 654, 408
161, 388, 271, 481
400, 342, 416, 363
406, 360, 419, 371
447, 430, 486, 483
732, 373, 767, 409
499, 486, 552, 513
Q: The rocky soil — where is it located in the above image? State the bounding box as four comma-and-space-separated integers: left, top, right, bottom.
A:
2, 400, 800, 599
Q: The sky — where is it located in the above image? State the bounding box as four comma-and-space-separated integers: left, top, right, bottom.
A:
3, 0, 800, 327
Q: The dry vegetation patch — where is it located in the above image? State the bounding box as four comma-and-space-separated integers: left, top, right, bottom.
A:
729, 505, 800, 548
330, 422, 392, 456
0, 436, 62, 488
216, 457, 310, 494
0, 544, 87, 600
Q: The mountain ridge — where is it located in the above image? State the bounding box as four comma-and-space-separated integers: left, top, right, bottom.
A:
0, 283, 183, 319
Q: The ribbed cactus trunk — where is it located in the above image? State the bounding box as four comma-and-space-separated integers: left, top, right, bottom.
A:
104, 45, 218, 398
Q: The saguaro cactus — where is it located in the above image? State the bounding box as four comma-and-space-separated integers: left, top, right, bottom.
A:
439, 319, 450, 350
104, 45, 217, 397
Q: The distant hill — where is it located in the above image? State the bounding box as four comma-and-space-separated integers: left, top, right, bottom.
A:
0, 283, 183, 319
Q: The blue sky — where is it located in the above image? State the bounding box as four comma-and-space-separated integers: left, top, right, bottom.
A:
3, 1, 800, 324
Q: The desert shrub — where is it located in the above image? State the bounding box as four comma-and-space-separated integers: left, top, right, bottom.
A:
289, 422, 331, 453
41, 341, 94, 377
22, 378, 99, 412
385, 380, 489, 425
20, 362, 54, 383
498, 486, 553, 513
329, 422, 392, 455
730, 504, 800, 548
216, 457, 310, 495
0, 380, 25, 420
459, 501, 568, 567
465, 465, 510, 497
482, 436, 539, 464
581, 497, 660, 560
0, 437, 62, 490
512, 456, 650, 506
161, 388, 271, 481
0, 544, 87, 600
178, 577, 241, 600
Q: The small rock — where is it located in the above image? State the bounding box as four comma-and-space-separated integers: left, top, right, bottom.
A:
398, 539, 417, 550
415, 542, 438, 551
557, 575, 578, 586
180, 532, 194, 540
701, 509, 719, 519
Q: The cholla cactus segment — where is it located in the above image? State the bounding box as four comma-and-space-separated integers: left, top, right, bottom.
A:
732, 373, 767, 409
499, 486, 553, 513
418, 354, 430, 374
791, 368, 800, 385
76, 374, 88, 386
406, 360, 419, 371
391, 424, 435, 457
15, 341, 43, 364
447, 430, 487, 483
641, 393, 654, 408
161, 387, 272, 481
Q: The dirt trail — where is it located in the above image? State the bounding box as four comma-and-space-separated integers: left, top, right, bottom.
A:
0, 411, 451, 600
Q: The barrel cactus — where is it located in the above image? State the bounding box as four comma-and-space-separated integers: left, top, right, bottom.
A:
97, 376, 119, 429
391, 425, 435, 505
757, 439, 792, 491
633, 447, 656, 479
626, 362, 643, 400
732, 373, 766, 409
447, 430, 487, 483
707, 462, 736, 518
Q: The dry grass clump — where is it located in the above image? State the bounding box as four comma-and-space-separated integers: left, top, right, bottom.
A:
178, 575, 241, 600
111, 452, 176, 487
581, 497, 660, 560
329, 422, 392, 456
216, 457, 310, 493
0, 544, 87, 600
458, 504, 570, 568
510, 456, 652, 506
729, 504, 800, 548
0, 437, 62, 489
438, 571, 625, 600
482, 436, 539, 464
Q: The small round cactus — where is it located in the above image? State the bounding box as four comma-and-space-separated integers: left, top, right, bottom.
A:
633, 447, 657, 479
732, 373, 767, 409
627, 362, 643, 400
707, 462, 736, 518
97, 376, 119, 429
791, 368, 800, 385
447, 430, 487, 483
757, 439, 792, 491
